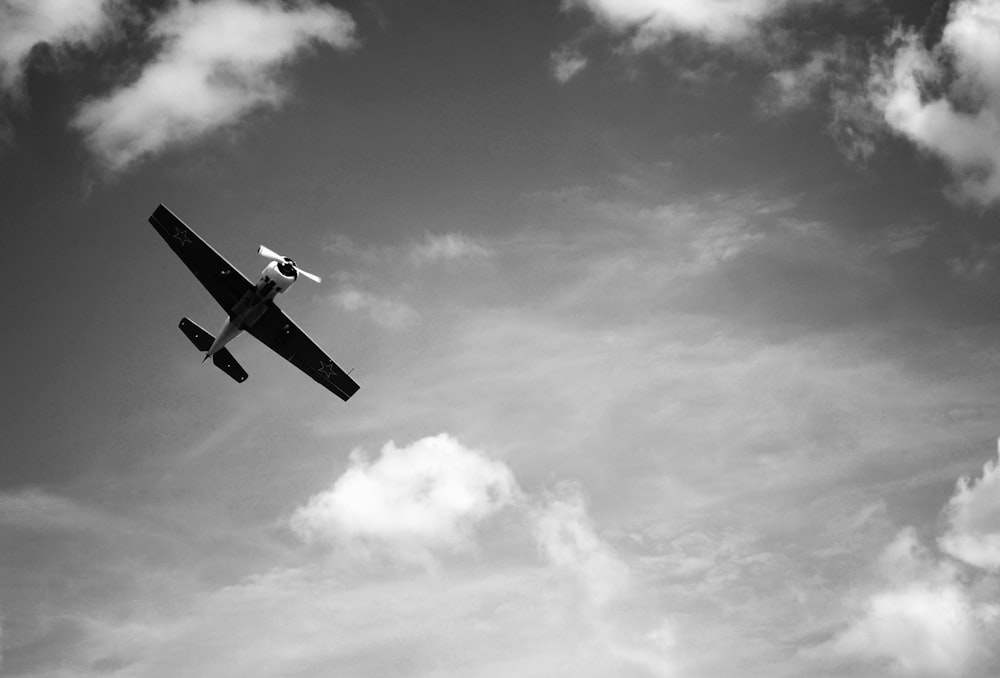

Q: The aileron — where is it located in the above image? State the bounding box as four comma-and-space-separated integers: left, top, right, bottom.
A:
248, 302, 360, 401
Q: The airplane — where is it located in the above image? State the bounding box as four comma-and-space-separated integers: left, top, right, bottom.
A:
148, 204, 360, 401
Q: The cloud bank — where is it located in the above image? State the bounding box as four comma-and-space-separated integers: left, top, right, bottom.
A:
72, 0, 355, 171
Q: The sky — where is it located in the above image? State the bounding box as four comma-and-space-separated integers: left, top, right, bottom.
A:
5, 0, 1000, 675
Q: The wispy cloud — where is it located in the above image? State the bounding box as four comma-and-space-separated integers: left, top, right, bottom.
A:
870, 1, 1000, 205
331, 285, 417, 329
765, 48, 840, 113
72, 0, 355, 172
0, 487, 122, 535
0, 0, 108, 92
534, 483, 630, 608
550, 46, 588, 83
533, 484, 676, 676
409, 232, 491, 265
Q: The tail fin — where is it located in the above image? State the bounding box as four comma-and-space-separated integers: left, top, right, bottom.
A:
178, 318, 249, 383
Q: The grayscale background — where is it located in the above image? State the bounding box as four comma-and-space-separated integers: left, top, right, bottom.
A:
3, 1, 1000, 676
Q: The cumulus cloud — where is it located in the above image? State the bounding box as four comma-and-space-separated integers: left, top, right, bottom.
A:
332, 285, 417, 328
72, 0, 355, 171
291, 434, 520, 564
562, 0, 812, 47
0, 0, 108, 92
870, 0, 1000, 205
940, 440, 1000, 571
409, 232, 491, 265
825, 529, 997, 677
288, 435, 674, 673
817, 437, 1000, 678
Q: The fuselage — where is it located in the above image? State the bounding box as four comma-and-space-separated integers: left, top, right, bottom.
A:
206, 260, 298, 357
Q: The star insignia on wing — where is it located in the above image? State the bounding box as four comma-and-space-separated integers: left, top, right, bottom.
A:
171, 227, 192, 246
318, 360, 338, 380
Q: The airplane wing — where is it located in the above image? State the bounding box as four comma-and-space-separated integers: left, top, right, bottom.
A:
247, 302, 360, 401
148, 204, 254, 314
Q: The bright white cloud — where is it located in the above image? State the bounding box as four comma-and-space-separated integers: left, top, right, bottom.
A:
870, 0, 1000, 205
332, 285, 417, 328
563, 0, 811, 47
940, 440, 1000, 572
410, 232, 491, 264
0, 0, 108, 91
284, 438, 676, 675
72, 0, 355, 171
825, 529, 996, 677
291, 434, 520, 564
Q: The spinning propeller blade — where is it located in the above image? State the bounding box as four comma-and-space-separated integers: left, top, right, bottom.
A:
258, 245, 284, 262
297, 269, 322, 284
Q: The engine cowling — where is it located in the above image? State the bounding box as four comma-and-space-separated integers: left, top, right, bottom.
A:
258, 259, 297, 296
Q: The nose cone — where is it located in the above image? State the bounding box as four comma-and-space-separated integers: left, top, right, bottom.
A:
276, 260, 298, 278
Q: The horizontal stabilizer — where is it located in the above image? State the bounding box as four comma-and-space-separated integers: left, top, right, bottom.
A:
179, 317, 213, 352
212, 348, 248, 383
178, 318, 249, 384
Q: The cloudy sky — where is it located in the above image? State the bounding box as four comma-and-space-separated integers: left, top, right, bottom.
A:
4, 0, 1000, 675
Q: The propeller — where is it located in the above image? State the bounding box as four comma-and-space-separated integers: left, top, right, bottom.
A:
258, 245, 322, 283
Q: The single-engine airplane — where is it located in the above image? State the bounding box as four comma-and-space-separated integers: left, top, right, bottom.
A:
148, 204, 359, 401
